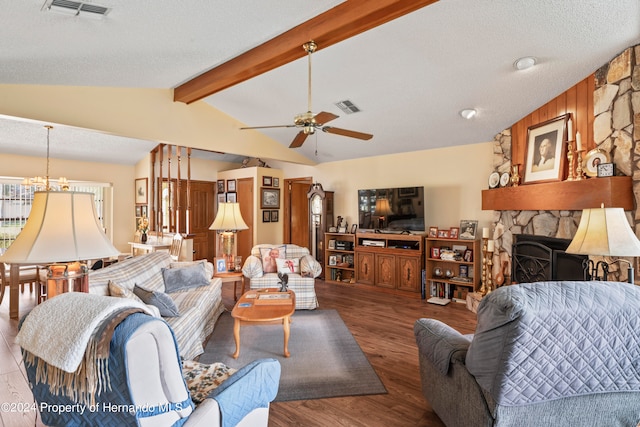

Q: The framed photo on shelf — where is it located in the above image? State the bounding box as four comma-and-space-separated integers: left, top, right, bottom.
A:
449, 227, 460, 239
217, 179, 225, 193
270, 210, 279, 222
428, 226, 438, 238
437, 229, 450, 239
464, 249, 474, 262
261, 188, 280, 209
262, 210, 271, 223
226, 192, 237, 203
329, 255, 337, 266
459, 220, 478, 240
135, 178, 148, 205
216, 258, 226, 274
226, 179, 236, 192
459, 265, 468, 277
328, 239, 336, 249
351, 224, 358, 234
273, 177, 280, 188
431, 247, 440, 259
523, 114, 569, 184
262, 176, 272, 186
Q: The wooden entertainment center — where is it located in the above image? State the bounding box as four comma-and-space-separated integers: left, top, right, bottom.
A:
324, 231, 425, 295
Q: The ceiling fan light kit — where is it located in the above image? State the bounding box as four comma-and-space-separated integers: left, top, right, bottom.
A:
240, 41, 373, 149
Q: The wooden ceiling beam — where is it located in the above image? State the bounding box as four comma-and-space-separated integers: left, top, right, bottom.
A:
173, 0, 438, 104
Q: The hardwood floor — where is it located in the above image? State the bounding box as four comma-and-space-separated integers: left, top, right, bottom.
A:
0, 280, 477, 427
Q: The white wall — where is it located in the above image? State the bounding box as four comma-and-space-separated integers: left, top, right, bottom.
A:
271, 141, 495, 235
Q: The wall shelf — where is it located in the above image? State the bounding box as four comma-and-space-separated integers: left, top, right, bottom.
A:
482, 176, 633, 211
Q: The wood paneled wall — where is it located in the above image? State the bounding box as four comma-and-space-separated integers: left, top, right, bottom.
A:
511, 74, 595, 167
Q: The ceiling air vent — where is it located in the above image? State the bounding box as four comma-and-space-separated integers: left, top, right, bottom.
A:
43, 0, 111, 18
335, 100, 361, 115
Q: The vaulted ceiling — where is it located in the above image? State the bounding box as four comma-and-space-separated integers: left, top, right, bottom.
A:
0, 0, 638, 165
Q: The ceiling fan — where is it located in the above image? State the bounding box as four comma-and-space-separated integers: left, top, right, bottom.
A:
240, 41, 373, 148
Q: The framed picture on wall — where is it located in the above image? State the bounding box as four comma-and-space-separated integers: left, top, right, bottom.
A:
217, 193, 225, 206
270, 210, 279, 222
273, 177, 280, 188
226, 192, 237, 203
261, 188, 280, 209
262, 210, 271, 223
523, 114, 569, 184
262, 176, 272, 186
135, 178, 148, 205
227, 179, 236, 192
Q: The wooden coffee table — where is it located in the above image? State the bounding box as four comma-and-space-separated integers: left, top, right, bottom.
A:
231, 289, 295, 359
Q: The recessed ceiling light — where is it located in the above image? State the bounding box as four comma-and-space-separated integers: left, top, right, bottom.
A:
460, 109, 477, 119
514, 57, 536, 71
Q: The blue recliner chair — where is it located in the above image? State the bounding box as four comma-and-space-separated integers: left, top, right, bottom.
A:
20, 311, 280, 427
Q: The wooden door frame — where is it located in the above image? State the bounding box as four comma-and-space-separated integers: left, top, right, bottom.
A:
283, 177, 313, 243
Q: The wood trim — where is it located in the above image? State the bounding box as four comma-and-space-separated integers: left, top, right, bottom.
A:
173, 0, 439, 104
482, 176, 633, 211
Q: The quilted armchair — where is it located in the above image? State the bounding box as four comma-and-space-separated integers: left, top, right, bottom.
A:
414, 280, 640, 427
20, 309, 281, 427
242, 244, 321, 309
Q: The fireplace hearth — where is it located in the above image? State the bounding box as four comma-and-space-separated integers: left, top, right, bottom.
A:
512, 235, 587, 284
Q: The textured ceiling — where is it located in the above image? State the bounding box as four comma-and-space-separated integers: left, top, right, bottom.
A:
0, 0, 638, 165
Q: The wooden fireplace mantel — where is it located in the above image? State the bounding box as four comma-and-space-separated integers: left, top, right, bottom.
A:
482, 176, 634, 211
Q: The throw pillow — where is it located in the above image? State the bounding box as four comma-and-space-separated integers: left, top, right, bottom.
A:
259, 246, 286, 273
170, 260, 214, 279
300, 254, 322, 278
275, 257, 300, 274
133, 285, 180, 317
108, 280, 142, 303
182, 360, 237, 405
108, 280, 161, 318
162, 262, 210, 293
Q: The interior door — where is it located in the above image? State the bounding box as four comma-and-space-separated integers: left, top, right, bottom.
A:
188, 181, 217, 261
284, 178, 312, 246
236, 177, 254, 262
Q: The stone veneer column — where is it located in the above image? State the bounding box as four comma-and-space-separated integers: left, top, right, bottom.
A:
490, 45, 639, 284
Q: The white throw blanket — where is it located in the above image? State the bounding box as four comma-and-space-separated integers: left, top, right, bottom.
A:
17, 292, 152, 373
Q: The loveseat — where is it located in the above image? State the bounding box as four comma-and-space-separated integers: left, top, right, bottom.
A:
414, 280, 640, 427
89, 251, 224, 360
242, 244, 322, 310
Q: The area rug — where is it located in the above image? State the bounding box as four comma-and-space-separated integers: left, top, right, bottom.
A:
200, 309, 387, 402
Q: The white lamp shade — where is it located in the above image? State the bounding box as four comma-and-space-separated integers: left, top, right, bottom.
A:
209, 203, 248, 232
566, 207, 640, 256
0, 191, 119, 264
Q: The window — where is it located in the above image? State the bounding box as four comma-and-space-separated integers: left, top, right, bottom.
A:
0, 178, 107, 254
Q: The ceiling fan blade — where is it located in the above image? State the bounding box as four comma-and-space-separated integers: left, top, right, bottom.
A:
289, 131, 309, 148
240, 124, 296, 130
313, 111, 339, 125
322, 127, 373, 140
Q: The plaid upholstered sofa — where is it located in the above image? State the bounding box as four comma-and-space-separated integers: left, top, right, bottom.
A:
414, 280, 640, 427
242, 244, 321, 310
89, 252, 224, 360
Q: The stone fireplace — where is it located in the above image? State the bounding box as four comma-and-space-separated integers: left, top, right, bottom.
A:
489, 44, 640, 284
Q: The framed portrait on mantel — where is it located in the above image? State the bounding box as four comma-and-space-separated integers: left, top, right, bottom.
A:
523, 114, 569, 184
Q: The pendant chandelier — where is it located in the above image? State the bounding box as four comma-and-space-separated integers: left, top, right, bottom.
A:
22, 125, 69, 191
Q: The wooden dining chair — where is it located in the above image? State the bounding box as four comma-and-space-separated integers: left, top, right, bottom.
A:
169, 233, 183, 261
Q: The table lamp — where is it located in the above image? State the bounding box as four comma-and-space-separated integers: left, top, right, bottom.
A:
209, 202, 248, 272
566, 205, 640, 283
0, 191, 120, 297
374, 198, 393, 229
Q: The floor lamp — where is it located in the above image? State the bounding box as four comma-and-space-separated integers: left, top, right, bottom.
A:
566, 205, 640, 283
0, 191, 120, 298
209, 202, 248, 272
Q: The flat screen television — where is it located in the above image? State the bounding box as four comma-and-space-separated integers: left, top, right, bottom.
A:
357, 186, 425, 232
